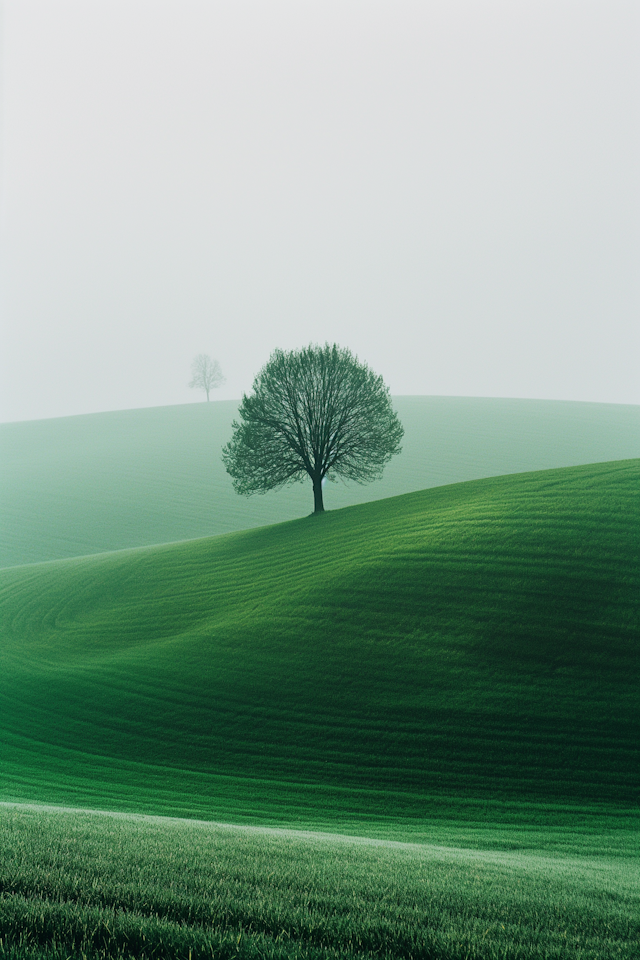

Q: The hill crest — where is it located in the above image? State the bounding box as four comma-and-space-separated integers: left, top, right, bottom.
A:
1, 459, 638, 829
1, 396, 639, 567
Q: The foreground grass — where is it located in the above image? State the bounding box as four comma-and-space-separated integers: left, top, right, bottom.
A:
2, 396, 639, 566
1, 460, 639, 828
1, 805, 638, 960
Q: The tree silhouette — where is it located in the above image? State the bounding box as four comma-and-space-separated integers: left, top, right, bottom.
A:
222, 343, 403, 513
189, 354, 225, 401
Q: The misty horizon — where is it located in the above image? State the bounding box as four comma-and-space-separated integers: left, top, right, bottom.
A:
1, 1, 638, 423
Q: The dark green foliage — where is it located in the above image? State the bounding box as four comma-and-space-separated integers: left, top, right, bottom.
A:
222, 344, 403, 512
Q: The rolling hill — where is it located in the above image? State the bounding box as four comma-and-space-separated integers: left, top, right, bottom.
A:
1, 459, 638, 836
1, 396, 639, 567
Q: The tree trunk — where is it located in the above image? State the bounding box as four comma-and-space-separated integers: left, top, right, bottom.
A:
205, 388, 210, 401
312, 476, 324, 513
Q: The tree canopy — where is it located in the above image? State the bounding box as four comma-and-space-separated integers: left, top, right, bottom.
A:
222, 343, 404, 513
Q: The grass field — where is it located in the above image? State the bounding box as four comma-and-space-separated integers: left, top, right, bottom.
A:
1, 459, 638, 828
1, 804, 638, 960
1, 396, 639, 566
1, 459, 639, 957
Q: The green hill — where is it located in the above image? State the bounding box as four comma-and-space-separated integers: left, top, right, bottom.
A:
1, 396, 638, 567
1, 460, 638, 835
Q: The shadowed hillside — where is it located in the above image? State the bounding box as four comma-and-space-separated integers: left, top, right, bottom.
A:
1, 396, 638, 566
1, 459, 638, 833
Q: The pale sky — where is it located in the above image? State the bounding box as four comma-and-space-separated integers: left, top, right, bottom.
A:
1, 0, 638, 423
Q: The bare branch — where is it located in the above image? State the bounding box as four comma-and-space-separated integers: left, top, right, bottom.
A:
189, 354, 226, 401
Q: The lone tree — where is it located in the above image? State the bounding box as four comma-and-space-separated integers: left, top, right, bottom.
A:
189, 354, 225, 401
222, 343, 404, 514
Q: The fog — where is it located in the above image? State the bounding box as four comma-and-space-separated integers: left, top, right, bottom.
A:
1, 0, 638, 422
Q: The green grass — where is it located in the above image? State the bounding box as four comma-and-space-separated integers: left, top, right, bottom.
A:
1, 459, 638, 833
1, 460, 639, 958
1, 396, 639, 566
1, 805, 638, 959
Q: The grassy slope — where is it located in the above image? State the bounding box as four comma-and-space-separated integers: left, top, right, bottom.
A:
2, 805, 638, 960
1, 396, 639, 567
1, 460, 638, 836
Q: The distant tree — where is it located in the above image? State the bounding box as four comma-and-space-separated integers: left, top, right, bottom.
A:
222, 343, 404, 514
189, 354, 225, 401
